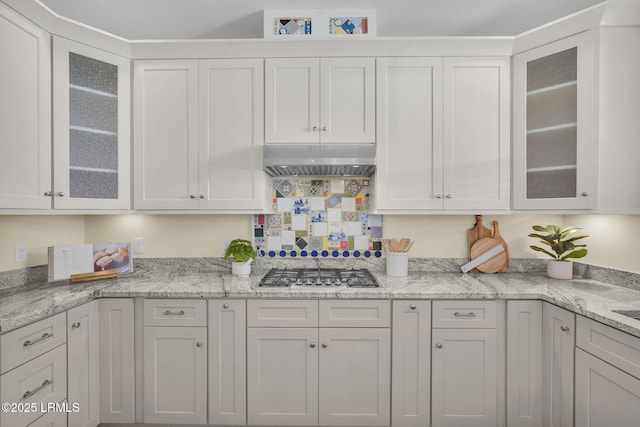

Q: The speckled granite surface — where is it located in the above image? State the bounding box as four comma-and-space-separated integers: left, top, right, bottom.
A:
1, 258, 639, 339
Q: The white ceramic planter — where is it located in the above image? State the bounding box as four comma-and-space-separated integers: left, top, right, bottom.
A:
232, 260, 252, 278
547, 260, 573, 280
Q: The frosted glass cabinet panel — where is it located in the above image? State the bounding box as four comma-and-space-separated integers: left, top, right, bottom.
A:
53, 37, 131, 210
513, 31, 595, 210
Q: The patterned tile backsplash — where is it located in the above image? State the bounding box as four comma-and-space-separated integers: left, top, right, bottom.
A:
254, 178, 383, 258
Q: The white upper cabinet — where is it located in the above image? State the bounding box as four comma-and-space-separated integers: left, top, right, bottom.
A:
376, 56, 509, 211
53, 36, 131, 210
134, 58, 265, 211
0, 3, 51, 210
265, 57, 375, 144
513, 31, 595, 210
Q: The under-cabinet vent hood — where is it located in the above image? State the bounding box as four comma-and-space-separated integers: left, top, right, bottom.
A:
263, 144, 376, 177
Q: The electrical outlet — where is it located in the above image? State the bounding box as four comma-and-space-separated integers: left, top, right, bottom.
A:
15, 244, 28, 263
134, 237, 144, 254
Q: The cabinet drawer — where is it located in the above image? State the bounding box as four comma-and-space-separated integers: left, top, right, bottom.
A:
0, 345, 67, 427
28, 409, 67, 427
1, 312, 66, 374
247, 300, 318, 327
577, 315, 640, 379
433, 300, 497, 328
319, 300, 390, 327
143, 299, 206, 326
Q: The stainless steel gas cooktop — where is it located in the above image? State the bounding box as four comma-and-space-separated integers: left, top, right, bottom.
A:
257, 268, 380, 288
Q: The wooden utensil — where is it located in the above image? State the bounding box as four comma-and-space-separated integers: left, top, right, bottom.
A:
70, 269, 117, 283
469, 238, 508, 274
398, 238, 411, 252
467, 215, 493, 272
389, 238, 400, 252
492, 220, 510, 272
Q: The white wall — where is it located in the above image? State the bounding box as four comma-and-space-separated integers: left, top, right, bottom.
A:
1, 214, 639, 273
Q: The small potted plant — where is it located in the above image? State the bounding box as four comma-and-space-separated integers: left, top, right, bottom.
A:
528, 225, 588, 279
224, 239, 257, 278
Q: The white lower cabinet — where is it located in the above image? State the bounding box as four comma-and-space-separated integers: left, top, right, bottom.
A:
67, 301, 100, 427
391, 300, 431, 427
506, 300, 542, 427
28, 409, 67, 427
99, 298, 135, 424
208, 300, 247, 425
247, 300, 390, 426
247, 327, 319, 425
431, 301, 498, 427
143, 299, 207, 424
542, 302, 575, 427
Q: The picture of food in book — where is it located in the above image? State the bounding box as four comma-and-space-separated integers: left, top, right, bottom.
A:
93, 243, 130, 272
273, 17, 312, 35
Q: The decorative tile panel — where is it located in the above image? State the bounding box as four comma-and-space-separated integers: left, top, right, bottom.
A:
254, 178, 382, 258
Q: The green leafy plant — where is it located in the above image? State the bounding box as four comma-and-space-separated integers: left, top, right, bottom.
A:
223, 239, 257, 263
528, 225, 588, 261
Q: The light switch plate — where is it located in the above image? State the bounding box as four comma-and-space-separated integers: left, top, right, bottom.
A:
15, 244, 28, 263
134, 237, 144, 254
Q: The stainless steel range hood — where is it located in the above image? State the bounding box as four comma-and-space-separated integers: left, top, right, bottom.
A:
263, 144, 376, 177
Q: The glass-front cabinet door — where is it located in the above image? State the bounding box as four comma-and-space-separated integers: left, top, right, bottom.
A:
53, 37, 130, 209
513, 31, 595, 210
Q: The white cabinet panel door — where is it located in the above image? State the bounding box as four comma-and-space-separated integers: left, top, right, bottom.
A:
391, 301, 431, 427
265, 58, 320, 143
575, 348, 640, 427
208, 300, 247, 425
542, 303, 575, 427
375, 57, 444, 210
199, 59, 264, 210
247, 327, 319, 425
443, 57, 510, 210
134, 60, 199, 209
99, 298, 135, 424
506, 300, 542, 427
0, 3, 51, 209
143, 326, 207, 424
320, 58, 375, 144
431, 328, 497, 427
318, 328, 391, 426
68, 300, 100, 427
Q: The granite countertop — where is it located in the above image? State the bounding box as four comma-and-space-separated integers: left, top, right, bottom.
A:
1, 258, 639, 339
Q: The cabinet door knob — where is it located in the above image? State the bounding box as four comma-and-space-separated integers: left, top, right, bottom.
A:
435, 342, 443, 349
312, 126, 318, 132
199, 195, 204, 199
189, 195, 196, 199
56, 192, 64, 197
71, 322, 81, 329
196, 341, 203, 347
223, 303, 229, 309
310, 342, 316, 348
436, 194, 443, 199
321, 342, 328, 348
581, 192, 588, 197
560, 325, 571, 333
44, 191, 52, 197
321, 126, 327, 131
446, 194, 453, 199
410, 304, 417, 310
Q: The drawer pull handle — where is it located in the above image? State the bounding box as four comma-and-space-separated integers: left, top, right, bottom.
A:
454, 312, 476, 318
22, 379, 53, 400
560, 325, 571, 333
72, 322, 81, 328
410, 304, 417, 310
163, 310, 185, 316
23, 332, 52, 347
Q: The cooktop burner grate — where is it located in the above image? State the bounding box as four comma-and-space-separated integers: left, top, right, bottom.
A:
257, 268, 380, 288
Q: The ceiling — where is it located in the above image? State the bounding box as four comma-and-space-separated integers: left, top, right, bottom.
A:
39, 0, 604, 40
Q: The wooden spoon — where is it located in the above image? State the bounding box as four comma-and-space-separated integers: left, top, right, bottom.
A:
389, 239, 400, 253
398, 238, 411, 252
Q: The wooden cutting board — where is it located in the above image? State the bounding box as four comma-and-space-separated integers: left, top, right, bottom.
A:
492, 220, 510, 272
469, 238, 508, 274
467, 215, 492, 253
467, 215, 493, 272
